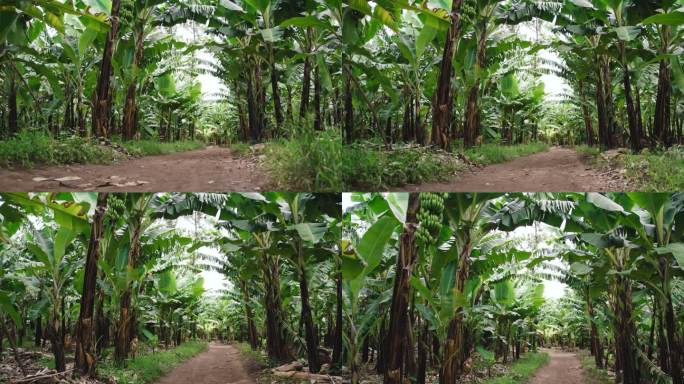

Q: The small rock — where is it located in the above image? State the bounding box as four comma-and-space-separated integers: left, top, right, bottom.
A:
54, 176, 81, 182
32, 177, 51, 182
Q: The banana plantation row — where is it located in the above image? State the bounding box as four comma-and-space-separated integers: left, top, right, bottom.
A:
0, 192, 341, 381
343, 192, 683, 384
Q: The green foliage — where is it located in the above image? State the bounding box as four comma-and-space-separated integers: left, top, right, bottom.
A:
265, 128, 342, 191
482, 352, 549, 384
97, 341, 208, 384
619, 147, 684, 190
0, 130, 122, 167
464, 143, 548, 166
342, 144, 464, 189
233, 342, 270, 368
120, 140, 205, 157
577, 350, 613, 384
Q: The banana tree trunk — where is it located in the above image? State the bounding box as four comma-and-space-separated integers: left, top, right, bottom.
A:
463, 24, 488, 148
332, 255, 343, 368
92, 0, 121, 138
431, 0, 464, 150
612, 264, 639, 384
440, 236, 472, 384
262, 253, 293, 362
586, 292, 603, 368
115, 217, 142, 363
619, 43, 641, 152
122, 30, 145, 140
95, 280, 109, 355
75, 193, 109, 376
384, 193, 420, 384
49, 306, 66, 372
654, 58, 671, 147
594, 58, 610, 150
344, 60, 354, 144
314, 65, 322, 131
270, 58, 284, 132
239, 279, 259, 350
297, 244, 320, 373
300, 57, 311, 119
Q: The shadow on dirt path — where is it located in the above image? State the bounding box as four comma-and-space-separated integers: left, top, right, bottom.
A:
530, 349, 586, 384
400, 147, 628, 192
0, 146, 270, 192
155, 343, 257, 384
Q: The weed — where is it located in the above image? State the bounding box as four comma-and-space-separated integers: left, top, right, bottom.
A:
120, 140, 204, 157
464, 143, 548, 166
482, 352, 549, 384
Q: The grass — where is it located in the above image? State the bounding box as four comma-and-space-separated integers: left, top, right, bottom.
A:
577, 350, 612, 384
233, 342, 270, 368
481, 352, 549, 384
463, 143, 548, 166
119, 139, 204, 157
575, 144, 684, 190
342, 143, 464, 190
265, 128, 342, 191
96, 340, 208, 384
0, 130, 122, 167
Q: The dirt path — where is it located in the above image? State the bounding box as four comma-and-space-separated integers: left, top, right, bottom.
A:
402, 147, 628, 192
530, 349, 586, 384
155, 343, 257, 384
0, 146, 270, 191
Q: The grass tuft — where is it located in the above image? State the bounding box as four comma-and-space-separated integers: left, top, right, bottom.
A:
97, 340, 208, 384
482, 351, 549, 384
0, 130, 121, 167
342, 143, 464, 190
577, 350, 612, 384
120, 140, 204, 157
265, 128, 342, 192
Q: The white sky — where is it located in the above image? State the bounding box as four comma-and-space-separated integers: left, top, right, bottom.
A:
342, 193, 568, 300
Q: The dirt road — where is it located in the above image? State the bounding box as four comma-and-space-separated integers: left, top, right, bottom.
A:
155, 343, 257, 384
0, 147, 270, 192
530, 349, 586, 384
402, 147, 628, 192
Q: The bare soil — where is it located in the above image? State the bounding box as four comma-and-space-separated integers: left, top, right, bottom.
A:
530, 349, 586, 384
155, 343, 258, 384
0, 147, 270, 192
401, 147, 629, 192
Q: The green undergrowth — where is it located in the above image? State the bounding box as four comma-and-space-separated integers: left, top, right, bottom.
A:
233, 342, 270, 368
97, 340, 208, 384
482, 352, 549, 384
577, 350, 612, 384
464, 143, 548, 166
0, 130, 122, 167
342, 143, 464, 190
0, 130, 206, 168
265, 129, 342, 191
120, 139, 204, 156
577, 145, 684, 190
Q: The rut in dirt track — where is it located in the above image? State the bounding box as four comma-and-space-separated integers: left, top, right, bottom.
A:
401, 147, 628, 192
155, 343, 257, 384
530, 349, 586, 384
0, 146, 270, 192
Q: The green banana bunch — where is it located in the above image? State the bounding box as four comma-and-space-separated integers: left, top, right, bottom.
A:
415, 193, 446, 245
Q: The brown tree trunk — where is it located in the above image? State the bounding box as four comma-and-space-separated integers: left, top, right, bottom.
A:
463, 24, 488, 148
297, 241, 320, 373
115, 215, 142, 363
92, 0, 121, 138
262, 254, 293, 362
654, 57, 671, 147
384, 193, 420, 384
122, 29, 145, 140
239, 279, 259, 350
270, 59, 284, 132
246, 65, 260, 142
344, 61, 354, 144
579, 80, 595, 146
440, 235, 472, 384
595, 60, 610, 150
75, 193, 109, 376
431, 0, 464, 150
314, 65, 322, 131
619, 43, 641, 152
332, 255, 343, 368
612, 265, 640, 384
300, 56, 311, 119
95, 281, 109, 356
586, 292, 603, 368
